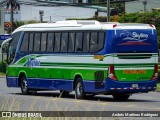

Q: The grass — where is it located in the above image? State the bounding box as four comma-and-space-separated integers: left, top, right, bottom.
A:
156, 83, 160, 92
0, 94, 117, 120
0, 72, 5, 76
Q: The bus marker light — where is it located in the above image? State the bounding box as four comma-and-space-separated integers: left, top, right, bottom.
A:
108, 65, 117, 80
150, 65, 158, 80
149, 24, 154, 28
113, 24, 117, 28
114, 88, 117, 90
94, 55, 104, 60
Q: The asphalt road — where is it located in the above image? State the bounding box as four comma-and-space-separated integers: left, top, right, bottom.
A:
0, 77, 160, 118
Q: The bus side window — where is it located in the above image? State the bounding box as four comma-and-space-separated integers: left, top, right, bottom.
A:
90, 32, 98, 53
98, 32, 105, 50
20, 33, 29, 52
47, 33, 54, 52
75, 32, 83, 52
61, 32, 68, 52
90, 31, 105, 53
54, 32, 61, 52
83, 32, 90, 52
68, 32, 75, 52
29, 33, 34, 52
34, 33, 41, 52
41, 32, 47, 52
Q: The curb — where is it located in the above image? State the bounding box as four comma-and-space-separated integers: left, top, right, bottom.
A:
0, 76, 5, 78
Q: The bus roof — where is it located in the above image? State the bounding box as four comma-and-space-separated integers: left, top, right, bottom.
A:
12, 20, 156, 33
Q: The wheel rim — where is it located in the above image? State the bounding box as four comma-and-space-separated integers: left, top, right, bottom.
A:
22, 79, 27, 92
76, 82, 82, 96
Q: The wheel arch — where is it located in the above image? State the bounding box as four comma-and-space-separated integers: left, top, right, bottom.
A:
18, 71, 27, 87
73, 73, 83, 90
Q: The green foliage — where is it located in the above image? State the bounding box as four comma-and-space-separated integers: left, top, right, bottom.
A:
0, 62, 7, 73
7, 20, 40, 34
14, 21, 25, 27
157, 83, 160, 91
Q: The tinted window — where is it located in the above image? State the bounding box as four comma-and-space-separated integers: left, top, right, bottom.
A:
20, 33, 29, 52
90, 32, 98, 52
75, 32, 83, 52
83, 32, 90, 52
10, 31, 21, 51
61, 32, 68, 52
54, 32, 61, 52
47, 33, 54, 52
29, 33, 34, 52
68, 32, 75, 52
8, 31, 22, 63
34, 33, 41, 52
41, 33, 47, 51
98, 32, 105, 50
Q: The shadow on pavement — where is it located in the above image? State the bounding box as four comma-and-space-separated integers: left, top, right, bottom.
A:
9, 91, 160, 103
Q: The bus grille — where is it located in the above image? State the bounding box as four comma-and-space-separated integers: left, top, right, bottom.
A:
95, 71, 104, 89
117, 54, 152, 59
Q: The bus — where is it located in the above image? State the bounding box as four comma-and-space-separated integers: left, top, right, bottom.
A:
1, 20, 158, 100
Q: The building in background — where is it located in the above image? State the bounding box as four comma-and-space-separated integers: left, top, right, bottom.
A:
125, 0, 160, 13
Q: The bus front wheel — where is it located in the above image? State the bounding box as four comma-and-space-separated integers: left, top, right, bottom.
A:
112, 94, 130, 101
75, 77, 85, 99
20, 75, 31, 95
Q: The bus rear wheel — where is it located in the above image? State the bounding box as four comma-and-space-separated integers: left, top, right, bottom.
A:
75, 77, 85, 99
20, 75, 31, 95
112, 94, 130, 101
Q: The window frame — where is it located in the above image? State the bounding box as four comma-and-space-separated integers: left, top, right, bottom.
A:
18, 30, 106, 54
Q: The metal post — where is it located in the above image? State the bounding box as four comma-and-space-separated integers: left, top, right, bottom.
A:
2, 53, 4, 72
39, 10, 44, 23
107, 0, 110, 22
50, 16, 52, 22
10, 4, 13, 32
143, 0, 147, 12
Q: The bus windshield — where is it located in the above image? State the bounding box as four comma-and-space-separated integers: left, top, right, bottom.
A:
4, 32, 22, 64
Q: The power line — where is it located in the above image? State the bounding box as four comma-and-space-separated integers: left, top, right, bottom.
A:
1, 0, 139, 7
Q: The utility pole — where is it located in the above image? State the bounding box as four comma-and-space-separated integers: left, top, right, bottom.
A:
107, 0, 110, 22
50, 16, 52, 22
143, 0, 147, 12
10, 3, 13, 32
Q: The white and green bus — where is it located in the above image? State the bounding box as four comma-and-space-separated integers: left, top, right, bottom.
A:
2, 20, 158, 100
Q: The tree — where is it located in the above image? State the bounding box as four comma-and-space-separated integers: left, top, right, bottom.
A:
6, 0, 20, 32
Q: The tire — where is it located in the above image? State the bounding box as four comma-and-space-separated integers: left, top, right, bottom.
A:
112, 94, 130, 101
75, 77, 85, 99
20, 75, 31, 95
60, 90, 70, 96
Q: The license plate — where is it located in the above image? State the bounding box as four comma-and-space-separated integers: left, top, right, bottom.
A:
132, 84, 138, 88
123, 70, 146, 74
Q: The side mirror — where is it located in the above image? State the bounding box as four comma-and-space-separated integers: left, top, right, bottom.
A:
1, 38, 12, 53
